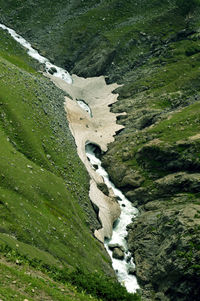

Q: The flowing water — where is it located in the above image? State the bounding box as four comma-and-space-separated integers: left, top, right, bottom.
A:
86, 144, 139, 293
76, 99, 92, 117
0, 24, 72, 84
0, 23, 139, 293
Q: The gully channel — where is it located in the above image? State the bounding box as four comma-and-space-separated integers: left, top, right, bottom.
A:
0, 23, 139, 293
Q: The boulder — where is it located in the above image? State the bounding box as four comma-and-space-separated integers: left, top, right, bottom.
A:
48, 67, 57, 75
155, 172, 200, 194
121, 170, 144, 189
108, 243, 125, 252
97, 182, 109, 196
112, 247, 125, 260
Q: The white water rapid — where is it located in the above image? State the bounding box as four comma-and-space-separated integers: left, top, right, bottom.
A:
0, 23, 139, 294
86, 144, 139, 293
0, 24, 72, 84
76, 99, 92, 117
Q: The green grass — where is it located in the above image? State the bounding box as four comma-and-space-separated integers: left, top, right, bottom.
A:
0, 245, 141, 301
0, 26, 143, 301
0, 0, 183, 71
1, 1, 200, 299
99, 1, 200, 189
149, 101, 200, 142
0, 257, 99, 301
0, 26, 141, 301
0, 29, 111, 275
0, 28, 38, 72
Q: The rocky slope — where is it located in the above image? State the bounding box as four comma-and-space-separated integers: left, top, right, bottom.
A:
1, 0, 200, 300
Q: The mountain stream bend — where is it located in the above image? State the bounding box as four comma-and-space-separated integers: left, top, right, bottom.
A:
0, 24, 139, 293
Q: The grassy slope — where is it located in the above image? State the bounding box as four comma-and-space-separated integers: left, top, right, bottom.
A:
1, 0, 200, 299
0, 257, 99, 301
103, 5, 200, 186
0, 28, 109, 272
0, 27, 116, 300
0, 1, 178, 70
0, 26, 140, 301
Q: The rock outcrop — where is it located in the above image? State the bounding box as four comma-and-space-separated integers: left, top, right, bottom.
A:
2, 0, 200, 299
102, 138, 200, 300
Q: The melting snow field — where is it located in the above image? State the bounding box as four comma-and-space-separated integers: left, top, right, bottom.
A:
0, 22, 139, 294
86, 144, 140, 293
0, 24, 72, 84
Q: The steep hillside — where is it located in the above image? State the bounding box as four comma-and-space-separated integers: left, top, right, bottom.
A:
0, 27, 106, 271
0, 257, 100, 301
1, 0, 200, 300
0, 27, 141, 301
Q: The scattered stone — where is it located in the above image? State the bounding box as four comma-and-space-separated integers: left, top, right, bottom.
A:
112, 247, 125, 260
108, 243, 125, 252
97, 182, 109, 196
155, 292, 169, 301
48, 67, 57, 75
121, 170, 145, 189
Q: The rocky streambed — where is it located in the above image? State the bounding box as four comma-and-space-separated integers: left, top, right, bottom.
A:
53, 73, 140, 293
0, 23, 72, 84
1, 23, 140, 294
86, 143, 139, 293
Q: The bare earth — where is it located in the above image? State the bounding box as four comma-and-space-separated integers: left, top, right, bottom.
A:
48, 74, 125, 242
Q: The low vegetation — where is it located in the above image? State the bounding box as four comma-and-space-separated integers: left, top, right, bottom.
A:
0, 27, 141, 300
1, 0, 200, 299
0, 244, 140, 301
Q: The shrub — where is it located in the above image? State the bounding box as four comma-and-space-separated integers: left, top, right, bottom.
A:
58, 267, 141, 301
0, 244, 141, 301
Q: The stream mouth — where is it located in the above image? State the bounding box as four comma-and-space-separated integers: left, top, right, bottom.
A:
85, 142, 102, 158
85, 143, 140, 293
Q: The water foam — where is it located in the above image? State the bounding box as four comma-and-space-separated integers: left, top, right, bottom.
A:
0, 24, 72, 84
86, 144, 139, 293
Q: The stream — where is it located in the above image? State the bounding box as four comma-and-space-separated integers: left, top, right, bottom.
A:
0, 24, 72, 84
0, 23, 139, 294
86, 144, 139, 293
